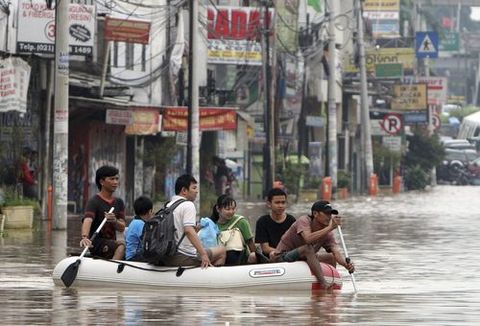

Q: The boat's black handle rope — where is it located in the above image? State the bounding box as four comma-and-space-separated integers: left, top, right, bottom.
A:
92, 256, 197, 276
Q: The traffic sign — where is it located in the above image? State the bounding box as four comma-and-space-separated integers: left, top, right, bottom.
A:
380, 113, 403, 135
416, 32, 439, 58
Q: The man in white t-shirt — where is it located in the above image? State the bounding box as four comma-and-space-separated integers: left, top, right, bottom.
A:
162, 174, 226, 268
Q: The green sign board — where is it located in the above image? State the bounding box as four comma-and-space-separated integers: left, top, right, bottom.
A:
375, 63, 403, 78
439, 32, 459, 52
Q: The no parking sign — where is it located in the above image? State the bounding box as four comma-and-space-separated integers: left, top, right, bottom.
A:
379, 113, 403, 135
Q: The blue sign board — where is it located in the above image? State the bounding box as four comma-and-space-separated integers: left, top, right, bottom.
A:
404, 111, 428, 124
415, 32, 439, 59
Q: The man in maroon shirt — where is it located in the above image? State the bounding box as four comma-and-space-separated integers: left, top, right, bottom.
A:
79, 165, 126, 260
273, 201, 355, 287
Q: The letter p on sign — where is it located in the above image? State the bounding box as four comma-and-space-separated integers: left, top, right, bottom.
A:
380, 113, 403, 135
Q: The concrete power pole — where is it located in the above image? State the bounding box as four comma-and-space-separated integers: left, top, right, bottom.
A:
356, 0, 374, 191
187, 0, 200, 190
261, 0, 273, 196
53, 0, 69, 229
327, 1, 338, 192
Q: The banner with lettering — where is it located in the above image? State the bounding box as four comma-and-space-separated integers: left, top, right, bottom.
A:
0, 57, 31, 113
124, 108, 161, 135
16, 0, 95, 55
163, 107, 237, 131
207, 6, 274, 65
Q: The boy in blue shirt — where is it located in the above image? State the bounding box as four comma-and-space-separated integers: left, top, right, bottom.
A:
125, 196, 153, 261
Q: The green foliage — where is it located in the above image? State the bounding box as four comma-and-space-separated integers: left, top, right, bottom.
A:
448, 105, 480, 121
0, 186, 40, 215
276, 160, 307, 195
303, 175, 323, 189
143, 137, 179, 199
404, 165, 429, 190
403, 132, 444, 189
404, 133, 444, 171
337, 170, 351, 189
373, 141, 402, 173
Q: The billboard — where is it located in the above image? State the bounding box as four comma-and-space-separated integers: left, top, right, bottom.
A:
16, 0, 95, 55
391, 83, 428, 111
104, 17, 151, 44
403, 76, 447, 105
343, 48, 415, 74
206, 6, 274, 65
163, 107, 237, 131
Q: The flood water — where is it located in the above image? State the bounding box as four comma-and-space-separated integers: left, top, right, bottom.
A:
1, 185, 479, 325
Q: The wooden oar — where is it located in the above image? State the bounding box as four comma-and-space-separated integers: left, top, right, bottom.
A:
60, 207, 113, 287
337, 225, 358, 293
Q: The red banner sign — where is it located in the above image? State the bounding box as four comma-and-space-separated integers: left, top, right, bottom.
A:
104, 17, 151, 44
207, 6, 273, 40
163, 107, 237, 131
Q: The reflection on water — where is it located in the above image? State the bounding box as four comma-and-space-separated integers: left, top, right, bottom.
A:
1, 186, 480, 325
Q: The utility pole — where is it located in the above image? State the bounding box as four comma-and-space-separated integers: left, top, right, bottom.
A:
261, 0, 273, 196
356, 0, 374, 192
187, 0, 200, 186
327, 1, 338, 193
425, 58, 437, 186
52, 0, 69, 229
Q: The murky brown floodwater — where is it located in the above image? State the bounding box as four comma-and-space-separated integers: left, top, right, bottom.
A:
1, 185, 480, 325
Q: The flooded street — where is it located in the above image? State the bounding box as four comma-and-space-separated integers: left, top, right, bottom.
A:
1, 185, 480, 325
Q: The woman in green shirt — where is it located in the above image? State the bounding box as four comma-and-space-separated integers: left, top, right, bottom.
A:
211, 195, 257, 265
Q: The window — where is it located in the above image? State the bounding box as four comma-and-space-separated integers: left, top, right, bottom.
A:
125, 43, 134, 70
141, 44, 147, 72
112, 41, 119, 67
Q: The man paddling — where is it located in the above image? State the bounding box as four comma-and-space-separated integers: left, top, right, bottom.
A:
272, 201, 355, 288
80, 165, 126, 260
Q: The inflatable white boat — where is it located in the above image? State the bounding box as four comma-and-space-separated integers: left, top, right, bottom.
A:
52, 257, 342, 292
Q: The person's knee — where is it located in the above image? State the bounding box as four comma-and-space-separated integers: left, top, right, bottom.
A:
299, 245, 314, 257
247, 252, 256, 264
316, 252, 336, 266
211, 246, 227, 264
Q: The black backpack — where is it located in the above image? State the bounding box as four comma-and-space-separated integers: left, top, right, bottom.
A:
142, 199, 187, 265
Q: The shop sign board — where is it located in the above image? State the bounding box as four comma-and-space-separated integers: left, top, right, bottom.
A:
343, 48, 415, 73
375, 63, 403, 78
16, 0, 95, 55
163, 107, 237, 131
104, 17, 151, 44
207, 6, 274, 65
363, 0, 399, 11
403, 76, 447, 105
391, 83, 428, 111
0, 57, 31, 113
124, 108, 161, 135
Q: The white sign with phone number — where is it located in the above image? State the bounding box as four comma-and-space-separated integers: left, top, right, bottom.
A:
16, 0, 95, 56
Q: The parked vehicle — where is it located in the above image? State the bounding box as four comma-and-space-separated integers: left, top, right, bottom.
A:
467, 137, 480, 152
467, 157, 480, 179
437, 149, 479, 184
441, 139, 476, 150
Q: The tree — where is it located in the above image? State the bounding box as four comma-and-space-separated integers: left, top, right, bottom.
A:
403, 131, 444, 190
